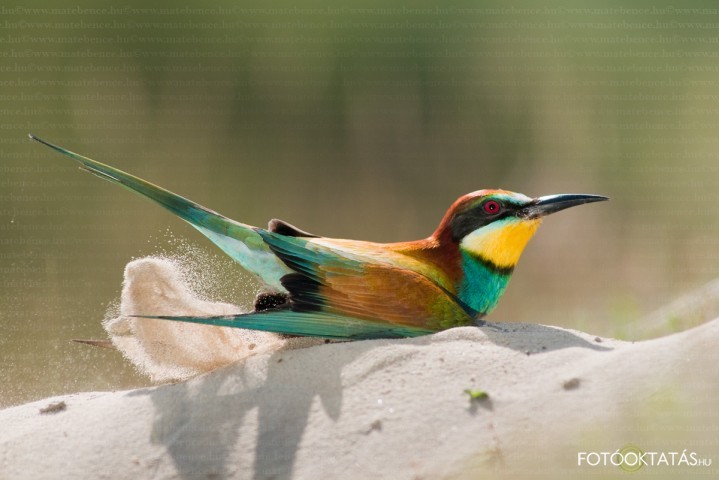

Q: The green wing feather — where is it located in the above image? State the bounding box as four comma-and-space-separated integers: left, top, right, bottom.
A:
29, 134, 291, 290
141, 310, 435, 339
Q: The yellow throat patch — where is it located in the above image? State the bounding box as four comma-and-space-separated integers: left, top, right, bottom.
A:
460, 218, 542, 269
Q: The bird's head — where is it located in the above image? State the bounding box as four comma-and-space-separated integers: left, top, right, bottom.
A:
435, 189, 608, 272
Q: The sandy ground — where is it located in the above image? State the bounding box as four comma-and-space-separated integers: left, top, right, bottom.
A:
1, 258, 718, 479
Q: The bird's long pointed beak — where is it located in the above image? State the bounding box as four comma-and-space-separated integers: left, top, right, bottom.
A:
522, 194, 608, 219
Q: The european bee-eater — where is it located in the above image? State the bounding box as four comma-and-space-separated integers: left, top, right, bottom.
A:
30, 134, 607, 339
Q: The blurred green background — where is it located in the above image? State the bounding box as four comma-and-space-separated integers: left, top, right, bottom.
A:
3, 1, 719, 407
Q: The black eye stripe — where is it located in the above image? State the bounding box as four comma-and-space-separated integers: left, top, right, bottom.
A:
450, 201, 517, 242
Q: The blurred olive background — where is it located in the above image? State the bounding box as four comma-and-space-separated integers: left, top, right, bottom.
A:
3, 1, 719, 407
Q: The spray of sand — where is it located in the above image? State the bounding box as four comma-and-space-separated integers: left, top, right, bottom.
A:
103, 256, 321, 382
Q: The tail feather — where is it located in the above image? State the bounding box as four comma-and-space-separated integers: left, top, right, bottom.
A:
30, 135, 441, 340
29, 134, 291, 289
137, 310, 436, 339
72, 338, 116, 350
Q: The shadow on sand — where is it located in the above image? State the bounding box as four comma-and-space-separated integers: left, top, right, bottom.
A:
129, 322, 610, 479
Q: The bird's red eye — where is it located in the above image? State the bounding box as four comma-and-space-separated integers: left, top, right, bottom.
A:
483, 200, 501, 214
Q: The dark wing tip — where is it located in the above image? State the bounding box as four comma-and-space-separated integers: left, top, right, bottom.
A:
28, 133, 48, 145
28, 134, 63, 152
268, 219, 319, 238
280, 272, 324, 312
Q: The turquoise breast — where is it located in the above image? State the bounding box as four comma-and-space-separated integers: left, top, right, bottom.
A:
457, 250, 513, 316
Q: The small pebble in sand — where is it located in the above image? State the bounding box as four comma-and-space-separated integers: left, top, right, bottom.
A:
39, 401, 66, 415
562, 378, 581, 390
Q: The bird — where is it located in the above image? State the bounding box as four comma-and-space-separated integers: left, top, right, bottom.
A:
29, 134, 608, 340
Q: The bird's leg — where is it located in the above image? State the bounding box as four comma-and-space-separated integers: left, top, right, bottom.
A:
254, 291, 289, 312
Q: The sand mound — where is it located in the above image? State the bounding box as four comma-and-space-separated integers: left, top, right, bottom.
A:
2, 316, 717, 478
